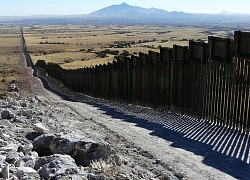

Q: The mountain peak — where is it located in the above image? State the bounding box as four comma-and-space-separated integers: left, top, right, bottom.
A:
90, 3, 169, 17
121, 2, 128, 6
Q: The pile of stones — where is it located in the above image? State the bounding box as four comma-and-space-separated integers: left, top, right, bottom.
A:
0, 93, 116, 180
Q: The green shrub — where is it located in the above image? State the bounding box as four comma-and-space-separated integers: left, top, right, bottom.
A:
0, 91, 7, 99
87, 48, 94, 52
64, 58, 73, 63
1, 78, 6, 83
114, 50, 131, 60
103, 49, 119, 55
47, 62, 57, 66
95, 51, 107, 58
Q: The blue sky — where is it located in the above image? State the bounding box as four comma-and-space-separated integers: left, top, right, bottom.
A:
0, 0, 249, 16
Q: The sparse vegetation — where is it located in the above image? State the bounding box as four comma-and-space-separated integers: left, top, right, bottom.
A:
39, 42, 66, 45
104, 49, 119, 55
22, 24, 241, 69
87, 48, 94, 52
87, 159, 115, 178
0, 89, 7, 99
0, 26, 20, 90
109, 41, 131, 48
95, 51, 107, 58
64, 58, 74, 63
115, 50, 130, 60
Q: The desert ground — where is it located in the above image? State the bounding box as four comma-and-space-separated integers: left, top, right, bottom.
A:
0, 24, 21, 96
0, 24, 249, 179
22, 24, 236, 69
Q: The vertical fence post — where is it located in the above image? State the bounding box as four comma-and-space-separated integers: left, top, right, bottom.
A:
131, 55, 139, 102
148, 50, 160, 107
159, 47, 172, 110
117, 59, 123, 100
103, 64, 108, 99
189, 40, 208, 118
138, 53, 148, 105
171, 45, 188, 113
123, 57, 130, 101
113, 61, 118, 99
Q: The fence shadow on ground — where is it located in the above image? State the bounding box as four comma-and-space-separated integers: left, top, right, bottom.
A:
34, 69, 250, 180
86, 103, 250, 180
33, 68, 78, 102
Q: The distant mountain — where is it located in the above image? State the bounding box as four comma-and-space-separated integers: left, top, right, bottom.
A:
1, 2, 250, 25
219, 10, 232, 14
89, 2, 194, 23
91, 2, 171, 17
87, 2, 250, 25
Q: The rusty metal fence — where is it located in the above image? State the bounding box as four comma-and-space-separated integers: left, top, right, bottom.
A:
34, 31, 250, 133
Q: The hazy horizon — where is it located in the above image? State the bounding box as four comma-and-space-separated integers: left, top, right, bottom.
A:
0, 0, 249, 16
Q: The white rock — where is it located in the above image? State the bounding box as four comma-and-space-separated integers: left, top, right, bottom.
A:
34, 154, 79, 179
34, 133, 112, 166
22, 144, 33, 155
111, 154, 124, 166
0, 144, 19, 152
0, 155, 6, 164
30, 151, 39, 159
35, 95, 47, 102
15, 167, 40, 179
34, 122, 49, 134
35, 110, 44, 115
22, 109, 32, 118
48, 133, 112, 166
2, 133, 10, 140
15, 160, 26, 167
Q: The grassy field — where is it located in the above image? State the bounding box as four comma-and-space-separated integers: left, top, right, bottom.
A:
23, 24, 235, 69
0, 25, 21, 96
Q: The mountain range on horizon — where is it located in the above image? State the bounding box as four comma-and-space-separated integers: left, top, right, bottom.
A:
90, 2, 246, 16
90, 2, 174, 16
0, 2, 246, 17
1, 2, 250, 25
86, 2, 250, 24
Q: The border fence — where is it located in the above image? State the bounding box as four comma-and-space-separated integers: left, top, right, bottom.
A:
33, 31, 250, 133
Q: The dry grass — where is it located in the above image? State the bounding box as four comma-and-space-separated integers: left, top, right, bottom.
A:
0, 25, 21, 92
23, 24, 235, 69
86, 159, 115, 178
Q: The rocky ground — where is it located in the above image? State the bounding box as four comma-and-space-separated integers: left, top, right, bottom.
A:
0, 54, 249, 180
1, 60, 174, 179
